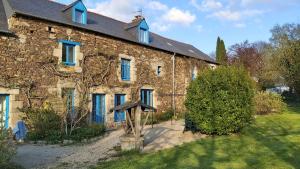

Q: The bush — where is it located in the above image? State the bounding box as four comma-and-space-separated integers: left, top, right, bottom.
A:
255, 91, 286, 115
157, 109, 174, 122
68, 124, 106, 142
0, 129, 16, 167
22, 106, 106, 143
185, 66, 255, 135
21, 107, 61, 140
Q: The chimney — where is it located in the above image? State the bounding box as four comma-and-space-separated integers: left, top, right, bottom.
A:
132, 15, 144, 22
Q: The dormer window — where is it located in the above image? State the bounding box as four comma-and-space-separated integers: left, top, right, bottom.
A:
63, 0, 87, 25
139, 28, 149, 44
75, 9, 84, 23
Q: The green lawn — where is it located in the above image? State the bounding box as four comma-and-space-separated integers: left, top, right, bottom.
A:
95, 104, 300, 169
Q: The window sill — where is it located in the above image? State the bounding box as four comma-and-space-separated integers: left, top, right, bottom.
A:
63, 62, 76, 66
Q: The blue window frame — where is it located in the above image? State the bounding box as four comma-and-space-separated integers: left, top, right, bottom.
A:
121, 59, 131, 81
62, 88, 75, 114
60, 40, 80, 66
192, 68, 196, 80
141, 89, 153, 106
62, 43, 75, 66
92, 94, 106, 124
139, 28, 149, 44
114, 94, 126, 122
0, 94, 9, 129
71, 0, 87, 24
75, 9, 84, 23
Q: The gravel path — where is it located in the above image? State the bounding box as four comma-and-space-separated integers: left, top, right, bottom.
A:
12, 121, 204, 169
12, 129, 124, 169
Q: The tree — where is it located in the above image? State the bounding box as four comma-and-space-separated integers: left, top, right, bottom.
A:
216, 37, 228, 64
185, 66, 255, 135
270, 24, 300, 95
228, 41, 263, 77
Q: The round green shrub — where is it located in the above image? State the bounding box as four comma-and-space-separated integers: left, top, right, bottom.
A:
254, 91, 286, 115
184, 66, 255, 135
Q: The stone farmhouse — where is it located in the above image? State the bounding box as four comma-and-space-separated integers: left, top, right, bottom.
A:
0, 0, 216, 129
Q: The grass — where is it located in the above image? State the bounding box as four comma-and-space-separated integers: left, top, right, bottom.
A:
94, 104, 300, 169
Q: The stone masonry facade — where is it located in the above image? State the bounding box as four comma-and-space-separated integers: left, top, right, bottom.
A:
0, 15, 212, 128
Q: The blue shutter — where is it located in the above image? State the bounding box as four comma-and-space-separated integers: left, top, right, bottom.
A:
114, 94, 126, 122
114, 95, 118, 122
150, 90, 153, 107
120, 95, 126, 121
5, 95, 9, 129
121, 59, 130, 81
101, 95, 106, 123
95, 95, 100, 123
93, 94, 105, 124
146, 90, 150, 105
141, 90, 144, 104
121, 60, 125, 80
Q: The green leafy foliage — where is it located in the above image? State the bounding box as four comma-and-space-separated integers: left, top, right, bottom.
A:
22, 107, 105, 144
254, 91, 286, 115
185, 66, 255, 135
21, 107, 61, 141
216, 37, 228, 64
68, 124, 106, 142
0, 129, 18, 168
270, 23, 300, 95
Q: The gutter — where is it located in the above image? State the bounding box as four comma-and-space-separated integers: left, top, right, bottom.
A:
172, 53, 176, 119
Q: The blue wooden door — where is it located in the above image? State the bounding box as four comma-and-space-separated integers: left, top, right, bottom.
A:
0, 95, 9, 129
92, 94, 105, 124
114, 94, 126, 122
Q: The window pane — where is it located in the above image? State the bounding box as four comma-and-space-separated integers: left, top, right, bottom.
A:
68, 45, 74, 63
75, 10, 83, 23
141, 90, 153, 106
121, 59, 130, 80
62, 44, 67, 62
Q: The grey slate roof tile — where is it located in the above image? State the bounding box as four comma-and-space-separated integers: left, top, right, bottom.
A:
0, 0, 216, 63
0, 0, 10, 33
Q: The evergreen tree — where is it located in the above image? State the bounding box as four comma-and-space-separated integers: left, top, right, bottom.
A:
216, 37, 228, 64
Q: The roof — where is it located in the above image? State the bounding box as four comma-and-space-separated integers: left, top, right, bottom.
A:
111, 101, 157, 112
0, 0, 216, 64
0, 0, 10, 33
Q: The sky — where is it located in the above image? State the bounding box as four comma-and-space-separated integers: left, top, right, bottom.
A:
53, 0, 300, 55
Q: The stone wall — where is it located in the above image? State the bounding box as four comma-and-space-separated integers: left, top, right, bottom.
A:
0, 15, 209, 128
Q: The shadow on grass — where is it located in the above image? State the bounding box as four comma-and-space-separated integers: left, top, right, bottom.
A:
245, 118, 300, 168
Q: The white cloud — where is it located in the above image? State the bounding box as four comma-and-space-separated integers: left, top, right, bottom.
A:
196, 25, 204, 32
208, 9, 264, 21
208, 10, 241, 21
163, 8, 196, 26
190, 0, 223, 11
234, 23, 246, 28
147, 1, 168, 11
151, 22, 171, 32
88, 0, 144, 22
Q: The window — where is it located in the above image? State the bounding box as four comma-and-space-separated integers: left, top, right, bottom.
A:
62, 88, 75, 114
0, 95, 9, 129
157, 66, 162, 76
192, 68, 196, 80
75, 9, 84, 24
62, 43, 76, 66
92, 94, 106, 124
121, 59, 131, 81
141, 89, 153, 106
139, 28, 149, 44
114, 94, 126, 122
